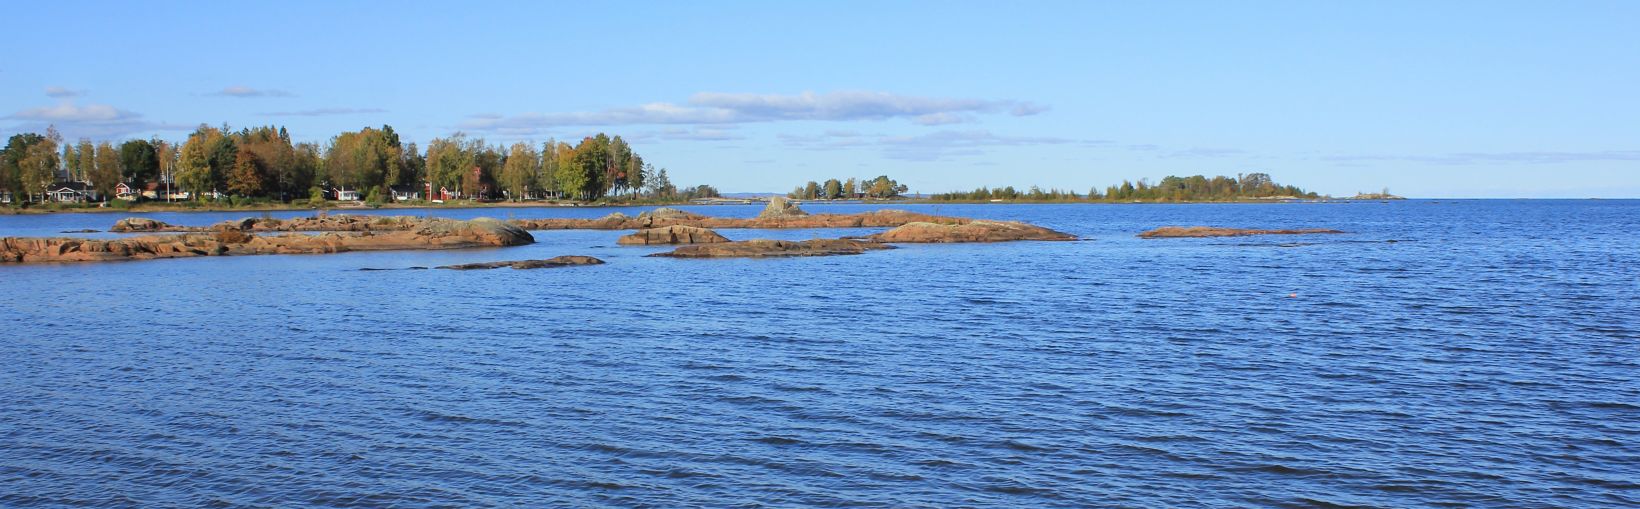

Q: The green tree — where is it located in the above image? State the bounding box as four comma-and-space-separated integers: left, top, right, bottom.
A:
118, 139, 160, 185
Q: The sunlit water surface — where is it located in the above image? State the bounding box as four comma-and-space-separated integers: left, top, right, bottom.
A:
2, 200, 1637, 507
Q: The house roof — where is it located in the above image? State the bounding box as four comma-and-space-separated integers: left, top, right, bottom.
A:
389, 184, 421, 193
50, 182, 91, 192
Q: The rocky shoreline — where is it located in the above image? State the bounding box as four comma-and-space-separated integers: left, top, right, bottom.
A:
1, 199, 1358, 265
2, 218, 533, 263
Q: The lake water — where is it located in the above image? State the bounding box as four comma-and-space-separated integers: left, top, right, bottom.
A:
2, 200, 1637, 507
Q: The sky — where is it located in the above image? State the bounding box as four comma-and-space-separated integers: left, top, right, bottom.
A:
3, 1, 1638, 198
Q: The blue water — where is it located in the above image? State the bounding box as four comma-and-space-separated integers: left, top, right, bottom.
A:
2, 200, 1637, 507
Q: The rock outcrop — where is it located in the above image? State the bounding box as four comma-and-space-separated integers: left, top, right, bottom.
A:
437, 255, 605, 270
650, 239, 893, 258
870, 221, 1077, 243
758, 196, 808, 219
1137, 226, 1346, 238
617, 225, 731, 245
3, 218, 533, 263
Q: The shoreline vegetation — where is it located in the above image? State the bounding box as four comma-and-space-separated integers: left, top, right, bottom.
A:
1, 124, 720, 213
3, 121, 1400, 215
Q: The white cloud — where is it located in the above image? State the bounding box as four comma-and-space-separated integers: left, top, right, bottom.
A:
210, 86, 295, 98
5, 101, 188, 139
10, 102, 140, 122
460, 91, 1049, 131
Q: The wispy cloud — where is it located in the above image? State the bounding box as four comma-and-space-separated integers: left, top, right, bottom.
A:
460, 91, 1049, 132
1162, 147, 1247, 158
44, 86, 85, 98
210, 86, 295, 98
636, 127, 744, 141
260, 107, 387, 117
1322, 150, 1640, 165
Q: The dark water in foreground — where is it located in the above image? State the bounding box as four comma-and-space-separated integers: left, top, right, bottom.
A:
2, 200, 1637, 507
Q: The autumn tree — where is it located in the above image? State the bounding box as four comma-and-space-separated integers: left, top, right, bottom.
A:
76, 139, 95, 184
20, 140, 60, 201
226, 147, 265, 197
499, 142, 539, 201
92, 141, 122, 199
177, 125, 235, 197
822, 179, 842, 199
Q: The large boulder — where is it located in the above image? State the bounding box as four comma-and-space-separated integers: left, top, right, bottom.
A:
650, 239, 892, 258
111, 217, 173, 232
411, 218, 535, 247
438, 255, 605, 270
757, 196, 808, 219
870, 221, 1076, 243
637, 207, 706, 227
1137, 226, 1345, 238
617, 225, 730, 245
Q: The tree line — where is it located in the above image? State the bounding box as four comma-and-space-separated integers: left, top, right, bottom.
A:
928, 173, 1319, 202
787, 175, 909, 200
1, 125, 710, 204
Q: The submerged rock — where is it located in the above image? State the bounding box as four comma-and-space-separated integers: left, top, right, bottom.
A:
1137, 226, 1346, 238
617, 225, 731, 245
757, 196, 808, 219
871, 221, 1076, 243
2, 218, 534, 264
437, 255, 605, 270
651, 239, 893, 258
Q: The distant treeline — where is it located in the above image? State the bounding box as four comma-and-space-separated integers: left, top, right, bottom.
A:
0, 124, 716, 204
788, 175, 909, 199
929, 173, 1319, 202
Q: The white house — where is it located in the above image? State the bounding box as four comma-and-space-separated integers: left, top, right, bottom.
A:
47, 182, 95, 203
389, 184, 421, 202
333, 187, 360, 201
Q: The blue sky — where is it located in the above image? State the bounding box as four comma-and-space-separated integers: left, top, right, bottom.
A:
3, 1, 1637, 197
